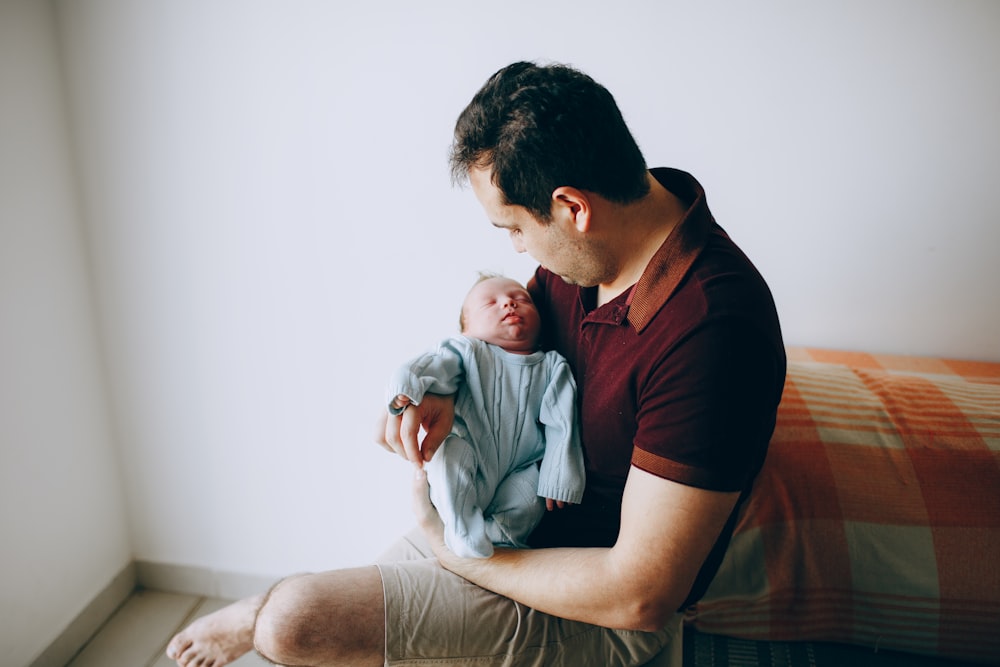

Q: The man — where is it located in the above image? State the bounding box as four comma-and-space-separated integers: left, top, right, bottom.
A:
167, 60, 785, 667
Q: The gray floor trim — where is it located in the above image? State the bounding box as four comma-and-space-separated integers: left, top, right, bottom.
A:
135, 560, 279, 600
29, 562, 137, 667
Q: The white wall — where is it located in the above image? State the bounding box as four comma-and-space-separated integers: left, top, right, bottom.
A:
0, 3, 131, 665
51, 0, 999, 585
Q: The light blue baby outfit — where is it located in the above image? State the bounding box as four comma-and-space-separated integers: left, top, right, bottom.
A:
388, 335, 586, 558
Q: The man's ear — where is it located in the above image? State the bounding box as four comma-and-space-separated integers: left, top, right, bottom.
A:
551, 186, 592, 232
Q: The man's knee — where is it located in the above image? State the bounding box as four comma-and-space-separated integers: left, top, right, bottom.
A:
253, 574, 315, 664
253, 567, 385, 666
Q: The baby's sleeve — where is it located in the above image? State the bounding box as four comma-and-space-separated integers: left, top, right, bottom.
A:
386, 336, 469, 414
536, 355, 586, 504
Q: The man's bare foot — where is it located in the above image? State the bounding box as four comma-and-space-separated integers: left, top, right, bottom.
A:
166, 594, 263, 666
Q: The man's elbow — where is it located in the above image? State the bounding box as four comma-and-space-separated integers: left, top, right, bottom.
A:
627, 610, 676, 634
618, 593, 681, 632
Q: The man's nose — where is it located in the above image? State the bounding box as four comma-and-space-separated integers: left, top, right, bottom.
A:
511, 236, 526, 254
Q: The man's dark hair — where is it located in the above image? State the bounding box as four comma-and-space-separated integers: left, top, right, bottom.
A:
449, 61, 650, 222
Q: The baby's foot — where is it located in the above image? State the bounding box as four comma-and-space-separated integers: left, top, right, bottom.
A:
166, 595, 262, 666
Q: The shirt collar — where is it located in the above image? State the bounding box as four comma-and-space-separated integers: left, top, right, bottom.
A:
625, 168, 715, 333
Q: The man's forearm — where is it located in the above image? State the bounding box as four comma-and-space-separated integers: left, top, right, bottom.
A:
435, 542, 670, 632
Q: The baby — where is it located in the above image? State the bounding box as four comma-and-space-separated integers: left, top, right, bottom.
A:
387, 274, 585, 558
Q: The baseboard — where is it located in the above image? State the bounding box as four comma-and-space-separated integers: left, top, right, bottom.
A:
135, 560, 280, 600
28, 560, 278, 667
29, 561, 137, 667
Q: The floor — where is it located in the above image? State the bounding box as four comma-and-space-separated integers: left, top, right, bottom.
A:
65, 589, 270, 667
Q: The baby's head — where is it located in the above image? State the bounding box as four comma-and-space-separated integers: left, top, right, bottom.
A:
459, 274, 540, 354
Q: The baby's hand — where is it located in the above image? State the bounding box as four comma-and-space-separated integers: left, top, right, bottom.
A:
545, 498, 574, 511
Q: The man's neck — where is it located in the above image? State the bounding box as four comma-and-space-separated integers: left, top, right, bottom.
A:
596, 174, 686, 307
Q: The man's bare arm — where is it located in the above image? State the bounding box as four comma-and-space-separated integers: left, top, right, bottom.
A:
413, 464, 739, 631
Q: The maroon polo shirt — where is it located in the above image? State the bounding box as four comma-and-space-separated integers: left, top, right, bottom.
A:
527, 168, 785, 608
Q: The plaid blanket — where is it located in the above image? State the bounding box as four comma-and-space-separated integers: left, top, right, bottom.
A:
686, 347, 1000, 665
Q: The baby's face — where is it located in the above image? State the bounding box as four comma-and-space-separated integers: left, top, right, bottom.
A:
461, 277, 540, 354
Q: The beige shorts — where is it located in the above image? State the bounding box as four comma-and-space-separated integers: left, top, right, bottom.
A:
375, 529, 682, 667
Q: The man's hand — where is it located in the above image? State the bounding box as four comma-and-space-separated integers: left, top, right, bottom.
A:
375, 393, 455, 467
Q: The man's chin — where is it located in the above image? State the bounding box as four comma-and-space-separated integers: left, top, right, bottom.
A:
542, 265, 598, 288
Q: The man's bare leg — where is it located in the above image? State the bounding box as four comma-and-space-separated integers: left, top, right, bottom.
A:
165, 566, 385, 667
166, 594, 262, 666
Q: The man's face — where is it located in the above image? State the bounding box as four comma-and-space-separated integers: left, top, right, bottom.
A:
468, 167, 603, 287
461, 277, 540, 353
